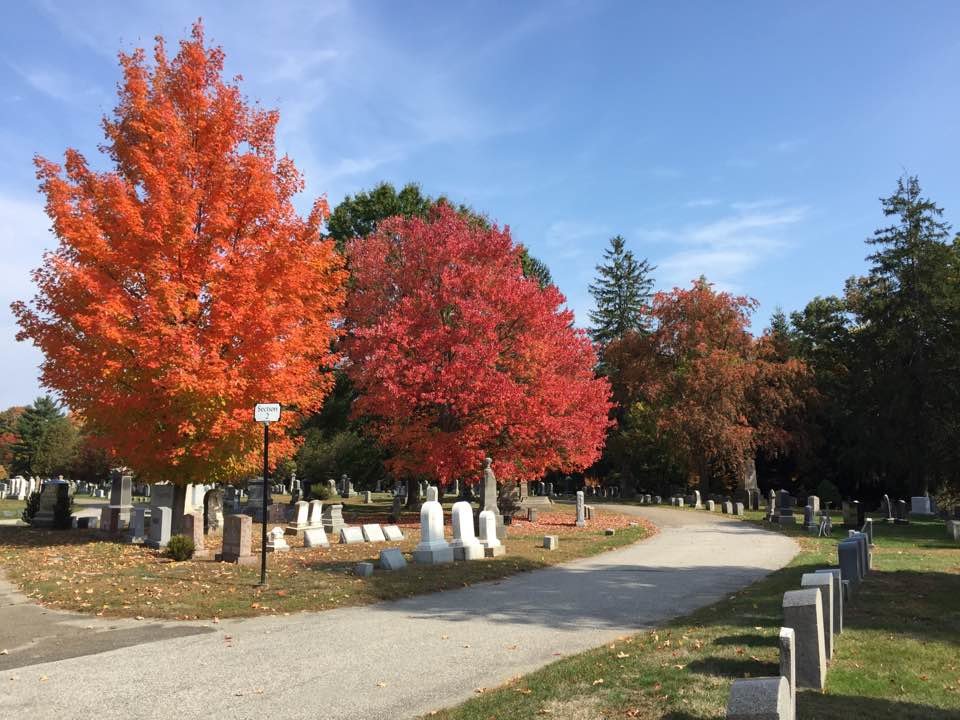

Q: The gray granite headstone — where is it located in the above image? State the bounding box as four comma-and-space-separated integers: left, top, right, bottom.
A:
782, 588, 826, 690
379, 548, 407, 571
779, 627, 796, 720
726, 676, 791, 720
575, 491, 586, 527
146, 506, 171, 548
814, 567, 843, 634
800, 573, 834, 659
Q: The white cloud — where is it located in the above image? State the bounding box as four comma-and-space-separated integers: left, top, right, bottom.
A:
643, 202, 808, 291
685, 198, 719, 208
544, 220, 610, 260
10, 64, 106, 105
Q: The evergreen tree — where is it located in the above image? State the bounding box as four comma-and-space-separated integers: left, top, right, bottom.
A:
588, 236, 655, 346
12, 396, 78, 476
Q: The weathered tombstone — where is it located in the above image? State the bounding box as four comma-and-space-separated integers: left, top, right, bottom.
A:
303, 526, 329, 547
526, 507, 539, 523
322, 504, 346, 536
203, 488, 224, 534
543, 535, 559, 550
803, 505, 815, 531
778, 492, 795, 525
450, 501, 483, 560
863, 517, 874, 546
363, 490, 372, 504
807, 495, 820, 513
355, 562, 374, 577
726, 677, 791, 720
413, 489, 453, 564
734, 502, 744, 516
383, 525, 404, 541
146, 506, 172, 548
388, 494, 402, 523
723, 500, 732, 514
32, 480, 70, 529
308, 500, 323, 527
576, 490, 586, 527
782, 588, 826, 690
779, 627, 796, 720
339, 526, 364, 544
379, 548, 407, 571
800, 573, 834, 658
882, 494, 894, 523
837, 539, 862, 593
706, 499, 716, 511
362, 523, 386, 542
266, 526, 290, 552
327, 478, 338, 497
287, 500, 310, 531
848, 530, 870, 574
182, 512, 209, 559
108, 473, 133, 529
245, 478, 268, 521
894, 498, 910, 525
910, 496, 933, 516
478, 509, 504, 557
546, 482, 554, 497
814, 568, 843, 634
127, 506, 147, 543
693, 490, 702, 509
217, 514, 255, 564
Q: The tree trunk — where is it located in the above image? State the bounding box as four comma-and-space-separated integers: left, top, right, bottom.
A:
405, 478, 419, 508
171, 483, 187, 534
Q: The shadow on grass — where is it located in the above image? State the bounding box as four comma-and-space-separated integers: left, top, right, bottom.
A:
685, 655, 778, 678
799, 692, 960, 720
711, 633, 778, 647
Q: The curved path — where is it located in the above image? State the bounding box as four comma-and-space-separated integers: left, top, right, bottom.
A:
0, 507, 796, 720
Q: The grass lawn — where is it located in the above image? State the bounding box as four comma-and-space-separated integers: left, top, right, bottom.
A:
0, 499, 651, 620
429, 508, 960, 720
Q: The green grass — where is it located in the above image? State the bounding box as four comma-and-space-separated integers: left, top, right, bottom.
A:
429, 509, 960, 720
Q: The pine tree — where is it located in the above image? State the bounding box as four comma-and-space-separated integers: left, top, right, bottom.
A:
12, 396, 77, 476
588, 236, 655, 346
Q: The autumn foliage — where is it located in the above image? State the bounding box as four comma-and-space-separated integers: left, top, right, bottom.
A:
344, 205, 612, 485
611, 279, 810, 491
12, 24, 346, 483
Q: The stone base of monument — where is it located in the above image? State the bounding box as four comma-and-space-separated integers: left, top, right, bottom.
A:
284, 523, 310, 535
483, 545, 506, 558
215, 552, 259, 566
453, 544, 484, 561
413, 547, 454, 564
520, 495, 553, 509
192, 547, 212, 560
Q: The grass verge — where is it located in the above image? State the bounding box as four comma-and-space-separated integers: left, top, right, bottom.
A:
428, 508, 960, 720
0, 501, 651, 620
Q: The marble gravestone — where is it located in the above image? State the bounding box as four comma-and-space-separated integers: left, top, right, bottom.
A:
413, 486, 453, 564
576, 490, 586, 527
450, 500, 483, 561
266, 526, 290, 552
339, 527, 365, 544
383, 525, 404, 541
478, 509, 504, 557
203, 488, 224, 534
303, 526, 329, 548
362, 523, 387, 542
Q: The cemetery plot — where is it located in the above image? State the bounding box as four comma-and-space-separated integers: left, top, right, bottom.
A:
0, 504, 650, 620
429, 510, 960, 720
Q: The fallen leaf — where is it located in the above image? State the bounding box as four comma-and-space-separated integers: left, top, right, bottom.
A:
616, 652, 630, 659
592, 678, 604, 685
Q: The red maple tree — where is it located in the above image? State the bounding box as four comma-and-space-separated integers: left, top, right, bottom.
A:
12, 23, 346, 484
344, 204, 612, 486
615, 278, 810, 493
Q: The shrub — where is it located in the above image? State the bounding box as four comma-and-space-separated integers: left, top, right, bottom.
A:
166, 534, 195, 561
308, 482, 331, 501
814, 478, 843, 509
22, 491, 41, 524
53, 492, 74, 529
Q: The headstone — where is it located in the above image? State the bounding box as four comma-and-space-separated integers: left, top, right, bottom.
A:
383, 525, 404, 541
478, 509, 505, 557
778, 492, 795, 525
32, 480, 70, 529
327, 478, 338, 497
245, 479, 269, 521
910, 496, 933, 516
308, 500, 323, 527
863, 517, 874, 545
481, 457, 498, 513
734, 502, 744, 516
182, 512, 209, 559
379, 548, 407, 571
895, 499, 910, 524
355, 562, 374, 577
450, 501, 483, 561
412, 491, 453, 564
146, 506, 172, 548
723, 501, 732, 514
779, 627, 796, 720
322, 504, 346, 536
303, 526, 329, 547
576, 490, 586, 527
800, 573, 834, 658
288, 500, 311, 530
362, 523, 386, 542
526, 507, 539, 523
782, 588, 826, 690
803, 505, 815, 530
266, 526, 289, 552
807, 495, 820, 513
706, 500, 715, 511
363, 491, 372, 504
127, 506, 147, 543
108, 473, 133, 528
814, 568, 843, 634
203, 488, 224, 534
543, 535, 559, 550
947, 520, 960, 542
726, 677, 791, 720
217, 514, 256, 565
837, 539, 862, 592
693, 490, 702, 509
339, 526, 364, 544
848, 530, 871, 574
389, 494, 403, 523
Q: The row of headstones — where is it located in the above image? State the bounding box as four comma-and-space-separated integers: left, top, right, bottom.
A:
1, 475, 43, 501
725, 528, 873, 719
582, 486, 620, 498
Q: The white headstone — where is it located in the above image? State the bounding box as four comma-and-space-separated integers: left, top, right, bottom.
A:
303, 527, 329, 547
290, 500, 310, 528
339, 526, 365, 544
450, 500, 483, 560
308, 500, 323, 527
413, 492, 453, 564
362, 523, 386, 542
266, 526, 290, 552
382, 525, 404, 541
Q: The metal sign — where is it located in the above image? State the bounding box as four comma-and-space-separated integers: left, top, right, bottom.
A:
254, 403, 281, 423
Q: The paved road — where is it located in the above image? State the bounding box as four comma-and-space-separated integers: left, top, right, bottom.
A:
0, 506, 796, 720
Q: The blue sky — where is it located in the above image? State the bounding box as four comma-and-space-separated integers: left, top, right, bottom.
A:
2, 0, 960, 408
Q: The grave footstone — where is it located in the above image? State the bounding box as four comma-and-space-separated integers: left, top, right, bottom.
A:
379, 548, 406, 571
362, 523, 386, 542
355, 562, 374, 577
383, 525, 404, 541
800, 573, 834, 659
782, 588, 826, 690
543, 535, 559, 550
303, 526, 330, 547
726, 677, 791, 720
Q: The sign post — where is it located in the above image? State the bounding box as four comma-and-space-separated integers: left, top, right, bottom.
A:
254, 403, 281, 586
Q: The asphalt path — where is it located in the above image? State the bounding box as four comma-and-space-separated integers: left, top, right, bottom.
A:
0, 506, 797, 720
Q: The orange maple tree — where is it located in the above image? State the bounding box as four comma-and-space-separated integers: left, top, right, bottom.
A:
614, 278, 810, 493
344, 204, 612, 486
12, 23, 346, 484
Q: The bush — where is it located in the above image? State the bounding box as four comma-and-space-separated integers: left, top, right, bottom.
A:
53, 492, 73, 530
166, 534, 195, 561
308, 482, 331, 501
814, 478, 843, 509
22, 491, 41, 524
